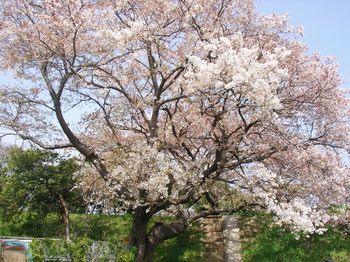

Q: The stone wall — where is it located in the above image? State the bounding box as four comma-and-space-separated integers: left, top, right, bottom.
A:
201, 216, 225, 262
201, 216, 241, 262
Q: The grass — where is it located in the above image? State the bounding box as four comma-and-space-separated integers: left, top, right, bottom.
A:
240, 212, 350, 262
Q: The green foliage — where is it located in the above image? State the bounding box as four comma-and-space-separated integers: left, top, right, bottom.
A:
30, 239, 45, 261
0, 148, 85, 237
29, 237, 136, 262
240, 211, 350, 262
0, 212, 64, 238
0, 217, 11, 236
30, 239, 71, 262
68, 237, 93, 261
70, 213, 132, 241
30, 238, 92, 262
106, 235, 137, 262
4, 213, 200, 261
153, 223, 202, 262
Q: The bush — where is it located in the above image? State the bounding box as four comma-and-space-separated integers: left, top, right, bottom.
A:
29, 237, 136, 262
6, 213, 200, 261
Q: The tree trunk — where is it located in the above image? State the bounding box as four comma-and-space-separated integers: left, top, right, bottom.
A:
146, 221, 187, 260
58, 193, 70, 241
128, 207, 187, 262
128, 207, 150, 262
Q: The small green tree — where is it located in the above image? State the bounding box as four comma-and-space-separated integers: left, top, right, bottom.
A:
0, 148, 85, 239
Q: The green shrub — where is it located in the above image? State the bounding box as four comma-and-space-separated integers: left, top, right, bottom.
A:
30, 239, 71, 262
29, 237, 136, 262
10, 213, 200, 261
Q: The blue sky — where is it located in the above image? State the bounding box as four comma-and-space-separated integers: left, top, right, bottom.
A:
256, 0, 350, 86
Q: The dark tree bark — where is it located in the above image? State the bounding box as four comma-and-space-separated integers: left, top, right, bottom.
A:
144, 221, 187, 261
127, 207, 187, 262
127, 207, 150, 262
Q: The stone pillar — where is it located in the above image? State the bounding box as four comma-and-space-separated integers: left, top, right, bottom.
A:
224, 216, 242, 262
201, 216, 225, 262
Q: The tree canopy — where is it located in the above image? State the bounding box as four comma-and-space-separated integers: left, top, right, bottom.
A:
0, 148, 85, 239
0, 0, 349, 261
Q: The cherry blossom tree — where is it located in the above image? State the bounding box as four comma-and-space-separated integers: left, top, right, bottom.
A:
0, 0, 350, 260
